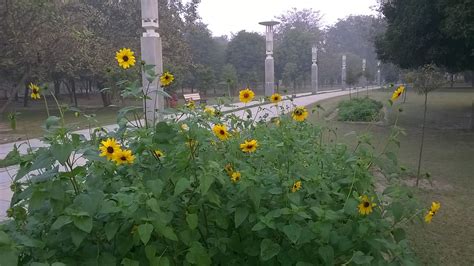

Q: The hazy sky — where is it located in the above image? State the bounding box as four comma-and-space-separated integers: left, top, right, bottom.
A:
197, 0, 378, 36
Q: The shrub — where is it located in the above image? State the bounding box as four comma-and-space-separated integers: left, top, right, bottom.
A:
338, 97, 383, 122
0, 101, 422, 265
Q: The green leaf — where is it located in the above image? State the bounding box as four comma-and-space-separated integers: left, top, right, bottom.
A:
105, 221, 120, 241
186, 213, 198, 230
0, 231, 12, 245
156, 225, 178, 241
71, 229, 86, 247
234, 207, 249, 228
185, 242, 211, 266
145, 245, 156, 262
200, 174, 215, 195
318, 246, 334, 264
44, 116, 61, 129
0, 247, 19, 266
138, 224, 154, 245
282, 224, 302, 244
121, 258, 140, 266
51, 143, 73, 164
174, 178, 190, 196
72, 215, 93, 233
51, 216, 72, 230
260, 239, 280, 261
391, 202, 404, 222
352, 251, 374, 264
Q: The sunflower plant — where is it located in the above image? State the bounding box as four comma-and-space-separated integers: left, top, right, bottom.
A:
0, 50, 430, 266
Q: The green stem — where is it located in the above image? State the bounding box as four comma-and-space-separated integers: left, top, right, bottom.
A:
50, 92, 65, 127
43, 94, 50, 117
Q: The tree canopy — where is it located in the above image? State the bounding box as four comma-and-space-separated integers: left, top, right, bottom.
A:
375, 0, 474, 71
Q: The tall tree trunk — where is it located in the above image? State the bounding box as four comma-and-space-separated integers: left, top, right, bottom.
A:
416, 93, 429, 186
54, 80, 61, 99
470, 101, 474, 131
22, 82, 29, 107
1, 70, 30, 113
71, 79, 78, 107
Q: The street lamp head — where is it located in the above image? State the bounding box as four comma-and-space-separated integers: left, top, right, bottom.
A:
258, 21, 280, 27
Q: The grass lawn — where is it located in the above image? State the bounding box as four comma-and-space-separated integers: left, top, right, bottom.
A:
0, 106, 125, 144
309, 88, 474, 265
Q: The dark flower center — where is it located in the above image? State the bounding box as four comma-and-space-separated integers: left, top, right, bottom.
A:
363, 202, 370, 208
123, 56, 129, 62
121, 156, 127, 161
32, 89, 38, 94
247, 145, 253, 149
244, 93, 249, 98
295, 110, 303, 115
165, 75, 170, 80
220, 130, 225, 135
107, 147, 114, 153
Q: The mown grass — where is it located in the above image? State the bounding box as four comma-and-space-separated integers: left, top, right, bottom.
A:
309, 88, 474, 265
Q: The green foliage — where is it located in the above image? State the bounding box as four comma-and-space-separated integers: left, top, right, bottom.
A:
376, 0, 474, 71
338, 97, 384, 122
1, 88, 420, 265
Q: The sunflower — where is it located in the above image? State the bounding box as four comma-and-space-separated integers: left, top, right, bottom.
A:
425, 201, 441, 223
99, 138, 121, 160
240, 139, 258, 153
154, 149, 165, 159
212, 124, 230, 141
160, 72, 174, 87
181, 123, 190, 131
239, 88, 255, 103
204, 106, 215, 116
270, 117, 281, 126
115, 48, 136, 69
113, 149, 135, 165
270, 93, 282, 104
291, 106, 308, 122
291, 181, 302, 193
231, 172, 241, 183
224, 163, 234, 177
391, 85, 405, 101
358, 195, 376, 215
185, 100, 195, 110
29, 83, 41, 99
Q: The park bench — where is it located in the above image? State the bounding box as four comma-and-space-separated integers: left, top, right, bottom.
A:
183, 93, 206, 104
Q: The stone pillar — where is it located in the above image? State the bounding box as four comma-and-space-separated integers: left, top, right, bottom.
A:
341, 54, 347, 90
141, 0, 163, 124
377, 60, 381, 86
259, 21, 279, 97
311, 46, 319, 94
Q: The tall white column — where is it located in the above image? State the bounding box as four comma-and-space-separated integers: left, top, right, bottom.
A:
141, 0, 163, 124
259, 21, 279, 97
311, 45, 319, 94
342, 54, 347, 90
377, 61, 381, 86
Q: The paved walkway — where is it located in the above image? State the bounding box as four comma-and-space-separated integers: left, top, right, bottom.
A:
0, 86, 380, 220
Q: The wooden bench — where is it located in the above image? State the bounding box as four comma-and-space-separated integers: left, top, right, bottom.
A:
183, 93, 206, 104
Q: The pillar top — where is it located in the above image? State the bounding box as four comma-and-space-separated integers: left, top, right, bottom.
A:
259, 21, 280, 27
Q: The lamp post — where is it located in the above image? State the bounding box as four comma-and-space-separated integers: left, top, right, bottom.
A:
259, 21, 279, 97
377, 60, 381, 86
311, 45, 319, 94
362, 58, 367, 96
140, 0, 164, 124
342, 54, 347, 90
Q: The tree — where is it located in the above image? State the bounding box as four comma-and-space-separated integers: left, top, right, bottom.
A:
274, 8, 322, 89
375, 0, 474, 71
221, 64, 238, 97
409, 65, 446, 185
226, 31, 265, 88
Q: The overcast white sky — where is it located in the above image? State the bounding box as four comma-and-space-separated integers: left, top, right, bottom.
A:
197, 0, 378, 36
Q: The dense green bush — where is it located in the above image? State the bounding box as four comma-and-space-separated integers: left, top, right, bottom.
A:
338, 97, 383, 122
0, 100, 421, 265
